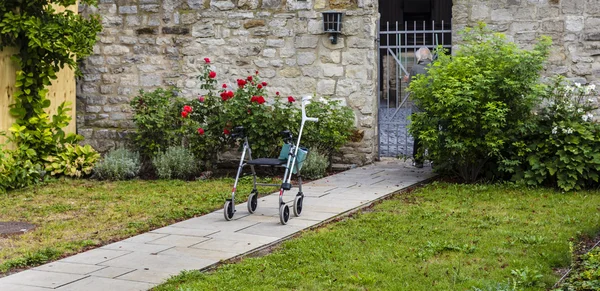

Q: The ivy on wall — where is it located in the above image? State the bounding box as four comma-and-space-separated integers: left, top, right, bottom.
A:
0, 0, 102, 162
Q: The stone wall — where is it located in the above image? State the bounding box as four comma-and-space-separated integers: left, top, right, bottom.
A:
452, 0, 600, 85
77, 0, 379, 167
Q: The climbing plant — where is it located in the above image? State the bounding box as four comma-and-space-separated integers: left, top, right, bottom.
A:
0, 0, 102, 163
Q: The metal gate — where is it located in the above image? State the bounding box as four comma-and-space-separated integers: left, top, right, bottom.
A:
377, 20, 452, 158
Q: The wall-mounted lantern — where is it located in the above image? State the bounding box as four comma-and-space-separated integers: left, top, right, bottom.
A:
322, 11, 343, 44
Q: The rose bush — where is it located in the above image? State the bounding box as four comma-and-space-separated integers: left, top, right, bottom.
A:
131, 58, 356, 174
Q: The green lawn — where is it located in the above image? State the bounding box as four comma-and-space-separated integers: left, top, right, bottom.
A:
156, 182, 600, 291
0, 177, 276, 274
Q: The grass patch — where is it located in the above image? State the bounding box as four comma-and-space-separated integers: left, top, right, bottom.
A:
156, 182, 600, 291
0, 176, 276, 274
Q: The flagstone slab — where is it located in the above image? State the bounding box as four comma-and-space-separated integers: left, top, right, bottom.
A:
33, 262, 106, 275
57, 276, 153, 291
0, 270, 87, 289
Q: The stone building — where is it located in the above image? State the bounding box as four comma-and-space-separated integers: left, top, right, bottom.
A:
77, 0, 599, 166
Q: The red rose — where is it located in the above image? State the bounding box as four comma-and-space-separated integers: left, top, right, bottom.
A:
255, 70, 259, 75
183, 105, 192, 113
197, 128, 205, 135
228, 91, 234, 98
204, 58, 210, 63
198, 95, 205, 102
276, 91, 280, 96
250, 96, 258, 103
209, 71, 216, 78
288, 96, 295, 103
237, 79, 246, 88
261, 81, 267, 87
257, 84, 263, 89
224, 128, 230, 135
181, 111, 188, 118
247, 76, 253, 82
257, 96, 266, 104
222, 84, 227, 88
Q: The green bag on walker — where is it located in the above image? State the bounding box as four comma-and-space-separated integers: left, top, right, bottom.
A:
278, 144, 308, 174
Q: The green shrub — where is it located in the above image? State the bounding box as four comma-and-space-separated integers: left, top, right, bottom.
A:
130, 88, 186, 162
408, 23, 551, 182
43, 144, 100, 178
152, 146, 199, 180
502, 77, 600, 191
94, 148, 141, 180
302, 97, 355, 155
300, 148, 329, 180
0, 148, 44, 193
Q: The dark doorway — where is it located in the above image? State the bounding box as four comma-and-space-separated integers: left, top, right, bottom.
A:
377, 0, 453, 158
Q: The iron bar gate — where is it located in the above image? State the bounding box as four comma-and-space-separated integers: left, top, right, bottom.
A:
377, 20, 452, 158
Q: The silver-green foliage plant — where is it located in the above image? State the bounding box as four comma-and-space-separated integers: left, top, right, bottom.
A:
408, 22, 551, 182
301, 148, 329, 180
94, 148, 141, 180
152, 146, 199, 180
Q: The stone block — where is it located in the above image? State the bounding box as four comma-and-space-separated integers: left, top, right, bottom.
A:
542, 20, 564, 33
103, 44, 130, 56
471, 4, 490, 21
295, 35, 319, 48
566, 16, 585, 32
322, 64, 344, 77
141, 74, 162, 86
347, 36, 372, 49
140, 4, 160, 12
211, 0, 235, 10
490, 8, 513, 22
192, 23, 215, 38
279, 67, 301, 78
238, 0, 259, 9
102, 15, 123, 27
244, 19, 266, 29
511, 21, 539, 32
317, 79, 336, 95
262, 0, 282, 8
336, 78, 359, 96
86, 105, 102, 113
187, 0, 203, 9
119, 6, 138, 14
297, 51, 317, 66
266, 39, 285, 48
262, 48, 277, 58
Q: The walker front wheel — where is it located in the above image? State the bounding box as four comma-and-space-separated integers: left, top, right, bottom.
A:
279, 204, 290, 225
247, 192, 258, 214
223, 200, 235, 221
293, 195, 303, 217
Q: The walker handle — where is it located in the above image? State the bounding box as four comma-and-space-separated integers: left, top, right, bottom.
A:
301, 96, 319, 123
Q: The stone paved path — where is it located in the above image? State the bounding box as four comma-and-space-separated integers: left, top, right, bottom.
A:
0, 159, 434, 291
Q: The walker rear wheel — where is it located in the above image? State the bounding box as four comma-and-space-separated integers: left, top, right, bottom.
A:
279, 204, 290, 225
247, 192, 258, 214
293, 195, 303, 217
224, 200, 234, 221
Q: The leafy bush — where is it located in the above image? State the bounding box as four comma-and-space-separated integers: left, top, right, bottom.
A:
300, 148, 329, 180
302, 98, 355, 154
501, 77, 600, 191
130, 88, 185, 162
152, 146, 199, 180
94, 148, 141, 180
43, 144, 99, 178
0, 148, 44, 193
408, 23, 551, 182
555, 247, 600, 290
